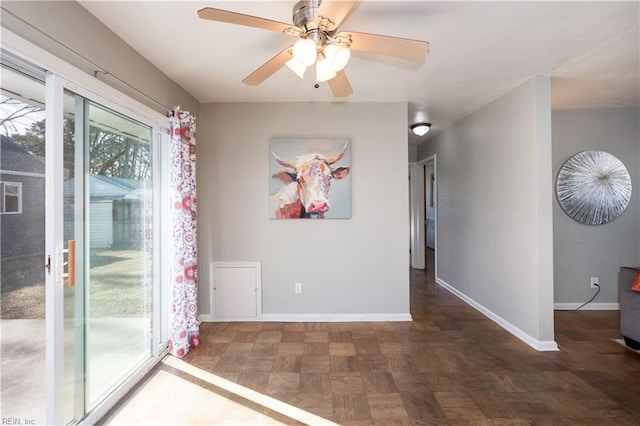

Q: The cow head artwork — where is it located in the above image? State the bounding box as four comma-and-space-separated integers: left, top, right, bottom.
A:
271, 142, 350, 219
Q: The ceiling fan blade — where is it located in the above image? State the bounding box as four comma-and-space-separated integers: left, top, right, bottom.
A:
339, 31, 430, 62
198, 7, 293, 33
317, 0, 361, 28
242, 47, 294, 86
328, 70, 353, 98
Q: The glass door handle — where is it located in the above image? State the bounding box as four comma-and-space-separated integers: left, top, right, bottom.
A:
67, 240, 75, 287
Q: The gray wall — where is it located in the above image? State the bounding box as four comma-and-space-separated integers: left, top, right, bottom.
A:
3, 1, 411, 320
198, 102, 410, 318
552, 108, 640, 305
1, 1, 199, 114
408, 145, 418, 163
418, 77, 555, 346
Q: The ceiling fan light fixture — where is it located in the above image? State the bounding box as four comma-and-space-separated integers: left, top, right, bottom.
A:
293, 38, 317, 67
197, 3, 430, 97
324, 43, 350, 72
316, 57, 337, 82
285, 57, 307, 79
411, 122, 431, 136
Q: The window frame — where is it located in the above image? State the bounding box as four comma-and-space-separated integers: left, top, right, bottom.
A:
1, 181, 23, 214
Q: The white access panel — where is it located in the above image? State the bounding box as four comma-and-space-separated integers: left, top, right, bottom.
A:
210, 261, 262, 320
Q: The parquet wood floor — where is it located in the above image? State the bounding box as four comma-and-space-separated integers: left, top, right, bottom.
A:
104, 251, 640, 425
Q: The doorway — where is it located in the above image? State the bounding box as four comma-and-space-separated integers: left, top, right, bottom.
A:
424, 158, 436, 275
409, 155, 436, 276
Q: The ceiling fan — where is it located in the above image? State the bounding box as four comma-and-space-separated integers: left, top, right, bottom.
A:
197, 0, 430, 98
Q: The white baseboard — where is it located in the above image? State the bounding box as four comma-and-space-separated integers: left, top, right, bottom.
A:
260, 313, 413, 322
199, 314, 266, 322
435, 277, 559, 352
201, 318, 265, 322
199, 313, 412, 322
554, 303, 620, 311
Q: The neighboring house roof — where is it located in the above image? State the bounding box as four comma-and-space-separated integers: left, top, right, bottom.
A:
0, 135, 45, 174
1, 135, 140, 200
64, 174, 141, 200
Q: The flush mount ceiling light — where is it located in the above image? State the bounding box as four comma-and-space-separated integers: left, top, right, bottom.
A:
411, 122, 431, 136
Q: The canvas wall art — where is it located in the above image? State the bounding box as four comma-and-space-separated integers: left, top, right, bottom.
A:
556, 150, 632, 225
270, 137, 351, 219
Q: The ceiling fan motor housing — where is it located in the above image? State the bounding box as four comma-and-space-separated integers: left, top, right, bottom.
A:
293, 0, 322, 44
293, 0, 320, 28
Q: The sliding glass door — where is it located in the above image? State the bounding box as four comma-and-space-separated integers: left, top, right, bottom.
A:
0, 59, 47, 426
62, 89, 158, 422
1, 45, 169, 424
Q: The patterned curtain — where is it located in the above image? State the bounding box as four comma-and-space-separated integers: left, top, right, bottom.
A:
168, 106, 200, 357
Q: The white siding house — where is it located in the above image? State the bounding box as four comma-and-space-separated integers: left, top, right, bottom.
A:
64, 175, 140, 249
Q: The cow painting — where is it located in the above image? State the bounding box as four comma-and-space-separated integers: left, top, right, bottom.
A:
270, 139, 350, 219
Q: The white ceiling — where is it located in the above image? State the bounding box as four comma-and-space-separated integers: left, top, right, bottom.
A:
79, 1, 639, 145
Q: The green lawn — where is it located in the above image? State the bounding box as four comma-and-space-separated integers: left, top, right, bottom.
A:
1, 249, 151, 319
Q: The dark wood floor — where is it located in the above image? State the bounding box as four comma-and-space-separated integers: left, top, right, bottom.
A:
176, 254, 640, 425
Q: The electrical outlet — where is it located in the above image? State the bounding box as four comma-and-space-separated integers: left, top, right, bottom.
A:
295, 282, 303, 294
590, 277, 599, 288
